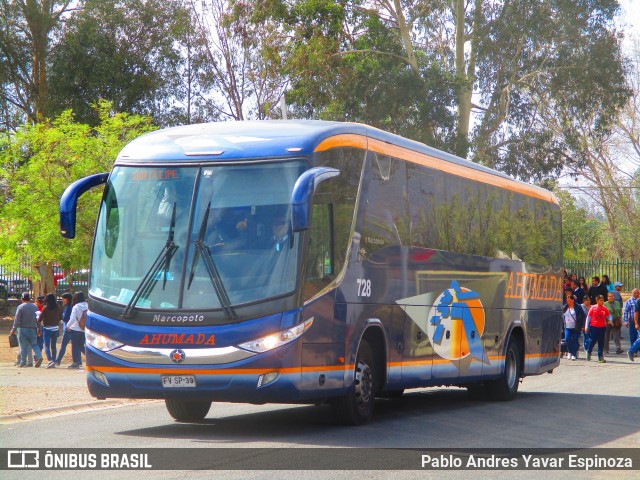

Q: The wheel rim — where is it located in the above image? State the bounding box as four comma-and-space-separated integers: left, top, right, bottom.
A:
506, 348, 517, 389
354, 359, 373, 409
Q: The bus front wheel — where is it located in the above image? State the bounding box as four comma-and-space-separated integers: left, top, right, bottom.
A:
165, 399, 212, 422
331, 341, 376, 425
485, 338, 522, 401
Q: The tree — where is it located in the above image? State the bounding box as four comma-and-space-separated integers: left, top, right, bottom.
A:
46, 0, 190, 127
183, 0, 290, 121
0, 102, 155, 294
251, 1, 629, 181
550, 34, 640, 260
0, 0, 76, 127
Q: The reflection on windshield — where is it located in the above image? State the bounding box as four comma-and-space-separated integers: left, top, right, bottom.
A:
90, 161, 306, 314
183, 162, 305, 309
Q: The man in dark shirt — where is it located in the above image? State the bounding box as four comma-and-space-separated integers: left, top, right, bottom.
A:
587, 276, 608, 304
571, 280, 585, 304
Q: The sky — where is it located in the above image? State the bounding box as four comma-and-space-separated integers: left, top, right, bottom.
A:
620, 0, 640, 28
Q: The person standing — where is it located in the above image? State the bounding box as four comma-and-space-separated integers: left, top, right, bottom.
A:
604, 292, 622, 355
585, 295, 612, 363
51, 293, 73, 367
580, 296, 592, 356
578, 277, 589, 292
571, 280, 585, 305
623, 288, 639, 347
40, 293, 62, 367
66, 291, 88, 369
587, 276, 608, 305
612, 282, 624, 309
627, 294, 640, 361
9, 293, 44, 368
602, 275, 615, 294
563, 295, 584, 360
563, 271, 571, 293
35, 295, 45, 351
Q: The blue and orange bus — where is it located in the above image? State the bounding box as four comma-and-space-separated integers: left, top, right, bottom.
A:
60, 121, 563, 425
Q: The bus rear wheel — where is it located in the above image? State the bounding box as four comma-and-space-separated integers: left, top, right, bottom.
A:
331, 341, 376, 425
485, 338, 522, 401
165, 399, 212, 422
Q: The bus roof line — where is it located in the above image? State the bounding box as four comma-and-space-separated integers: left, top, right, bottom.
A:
313, 133, 558, 205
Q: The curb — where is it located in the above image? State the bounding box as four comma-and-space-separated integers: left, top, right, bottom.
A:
0, 399, 160, 424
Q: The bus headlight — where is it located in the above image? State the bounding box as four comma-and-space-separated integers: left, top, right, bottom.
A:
85, 328, 124, 352
237, 318, 313, 353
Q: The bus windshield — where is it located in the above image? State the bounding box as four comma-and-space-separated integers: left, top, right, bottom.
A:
90, 160, 307, 313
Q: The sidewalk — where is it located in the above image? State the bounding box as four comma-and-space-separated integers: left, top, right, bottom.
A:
0, 360, 152, 422
0, 317, 155, 422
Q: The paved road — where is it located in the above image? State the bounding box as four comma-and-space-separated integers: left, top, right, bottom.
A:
1, 353, 638, 479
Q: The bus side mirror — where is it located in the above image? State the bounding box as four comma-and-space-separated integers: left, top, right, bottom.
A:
60, 173, 109, 239
290, 167, 340, 232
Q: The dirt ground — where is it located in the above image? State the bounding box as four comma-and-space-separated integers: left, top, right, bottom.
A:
0, 316, 147, 417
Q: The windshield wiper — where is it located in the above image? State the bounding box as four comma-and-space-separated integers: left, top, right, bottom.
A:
187, 202, 237, 320
122, 204, 178, 318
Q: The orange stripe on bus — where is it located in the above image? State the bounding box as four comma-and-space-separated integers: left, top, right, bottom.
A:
525, 352, 559, 358
313, 134, 367, 151
86, 365, 352, 375
390, 353, 559, 367
314, 135, 558, 205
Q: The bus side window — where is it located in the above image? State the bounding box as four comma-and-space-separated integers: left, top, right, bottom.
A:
303, 203, 334, 300
361, 153, 408, 256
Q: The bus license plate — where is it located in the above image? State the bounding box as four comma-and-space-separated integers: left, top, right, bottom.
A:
161, 375, 196, 388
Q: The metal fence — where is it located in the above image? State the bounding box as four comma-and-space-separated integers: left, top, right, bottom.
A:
0, 260, 34, 300
564, 259, 640, 290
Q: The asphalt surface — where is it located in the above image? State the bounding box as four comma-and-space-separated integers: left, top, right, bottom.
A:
1, 336, 638, 480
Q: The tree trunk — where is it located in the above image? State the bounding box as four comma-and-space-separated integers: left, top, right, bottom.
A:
35, 262, 55, 297
453, 0, 480, 158
393, 0, 418, 74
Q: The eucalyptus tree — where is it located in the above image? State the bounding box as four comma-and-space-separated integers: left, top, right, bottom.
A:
0, 0, 76, 127
250, 0, 629, 181
47, 0, 191, 126
185, 0, 290, 121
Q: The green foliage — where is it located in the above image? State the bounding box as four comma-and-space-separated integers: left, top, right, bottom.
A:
472, 0, 629, 179
279, 1, 457, 148
555, 189, 605, 260
0, 102, 156, 271
248, 0, 628, 181
46, 0, 190, 126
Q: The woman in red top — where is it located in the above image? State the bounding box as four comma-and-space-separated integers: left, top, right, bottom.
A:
585, 295, 612, 363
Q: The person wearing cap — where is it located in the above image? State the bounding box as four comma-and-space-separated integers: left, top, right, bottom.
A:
10, 293, 44, 368
612, 282, 624, 310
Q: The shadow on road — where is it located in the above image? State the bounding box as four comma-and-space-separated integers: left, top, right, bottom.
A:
115, 388, 639, 448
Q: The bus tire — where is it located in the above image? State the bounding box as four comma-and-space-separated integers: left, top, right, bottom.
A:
331, 341, 376, 425
165, 399, 211, 422
486, 338, 522, 401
